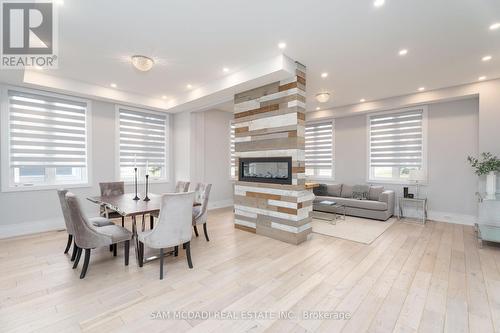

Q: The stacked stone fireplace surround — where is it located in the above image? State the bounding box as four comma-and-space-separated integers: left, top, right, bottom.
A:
233, 61, 313, 245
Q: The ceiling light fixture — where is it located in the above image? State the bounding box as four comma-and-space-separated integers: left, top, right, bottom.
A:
398, 49, 408, 56
321, 72, 328, 78
186, 84, 193, 89
360, 98, 366, 102
418, 87, 425, 92
490, 22, 500, 30
478, 76, 487, 81
110, 83, 117, 88
162, 95, 167, 99
316, 107, 320, 111
373, 0, 385, 8
131, 55, 154, 72
315, 92, 331, 103
278, 42, 287, 49
482, 55, 492, 62
223, 67, 229, 73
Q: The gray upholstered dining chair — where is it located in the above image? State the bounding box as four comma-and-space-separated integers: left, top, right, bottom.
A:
57, 189, 114, 261
149, 180, 191, 229
99, 181, 125, 227
137, 192, 195, 280
66, 192, 132, 279
192, 183, 212, 241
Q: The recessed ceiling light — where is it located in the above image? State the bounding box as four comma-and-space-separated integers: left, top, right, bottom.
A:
186, 84, 192, 89
161, 95, 167, 99
321, 72, 328, 78
223, 67, 229, 73
360, 98, 366, 103
489, 22, 500, 30
478, 76, 487, 81
316, 107, 320, 111
278, 42, 287, 49
373, 0, 385, 8
110, 83, 117, 88
131, 55, 154, 72
482, 55, 492, 62
398, 49, 408, 56
418, 87, 425, 92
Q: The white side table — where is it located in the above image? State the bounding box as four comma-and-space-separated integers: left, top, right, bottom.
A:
398, 197, 428, 224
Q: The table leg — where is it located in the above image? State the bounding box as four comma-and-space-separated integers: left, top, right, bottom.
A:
132, 215, 140, 265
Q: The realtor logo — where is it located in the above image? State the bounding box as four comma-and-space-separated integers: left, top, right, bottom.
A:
1, 0, 58, 69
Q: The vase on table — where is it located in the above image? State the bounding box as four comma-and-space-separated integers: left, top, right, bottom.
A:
486, 171, 497, 200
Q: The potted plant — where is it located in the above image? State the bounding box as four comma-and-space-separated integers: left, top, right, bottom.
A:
468, 152, 500, 199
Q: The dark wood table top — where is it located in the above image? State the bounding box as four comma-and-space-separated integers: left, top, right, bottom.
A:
87, 193, 200, 217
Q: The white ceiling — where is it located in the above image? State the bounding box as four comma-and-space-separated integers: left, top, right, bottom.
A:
9, 0, 500, 111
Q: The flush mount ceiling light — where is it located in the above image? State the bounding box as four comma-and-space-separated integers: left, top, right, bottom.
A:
482, 55, 492, 62
398, 49, 408, 56
360, 98, 366, 102
278, 42, 287, 49
110, 83, 117, 88
315, 92, 331, 103
321, 72, 328, 78
131, 55, 155, 72
316, 107, 320, 111
490, 22, 500, 30
418, 87, 425, 92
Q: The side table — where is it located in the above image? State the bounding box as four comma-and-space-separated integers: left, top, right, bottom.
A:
398, 197, 427, 224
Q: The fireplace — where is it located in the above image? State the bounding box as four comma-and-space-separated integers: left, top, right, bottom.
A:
239, 157, 292, 184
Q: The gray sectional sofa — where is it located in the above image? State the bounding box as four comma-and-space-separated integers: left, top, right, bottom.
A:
313, 184, 395, 221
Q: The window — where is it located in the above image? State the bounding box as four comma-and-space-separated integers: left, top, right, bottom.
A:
305, 121, 334, 179
1, 88, 90, 191
368, 107, 427, 182
230, 121, 236, 178
118, 106, 168, 182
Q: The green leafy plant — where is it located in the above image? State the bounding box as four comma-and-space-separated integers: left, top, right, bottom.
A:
467, 152, 500, 176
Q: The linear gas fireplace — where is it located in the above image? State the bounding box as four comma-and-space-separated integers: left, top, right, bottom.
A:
239, 157, 292, 184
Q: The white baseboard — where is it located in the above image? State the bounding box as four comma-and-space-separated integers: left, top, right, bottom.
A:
0, 218, 66, 239
208, 199, 233, 210
427, 210, 476, 226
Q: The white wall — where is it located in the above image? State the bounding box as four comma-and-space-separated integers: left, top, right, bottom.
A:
327, 98, 479, 224
172, 109, 234, 209
0, 99, 174, 238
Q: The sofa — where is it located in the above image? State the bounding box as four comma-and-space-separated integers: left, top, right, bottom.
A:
313, 184, 395, 221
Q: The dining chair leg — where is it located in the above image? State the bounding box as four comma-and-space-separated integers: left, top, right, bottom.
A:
80, 249, 91, 279
73, 247, 82, 269
203, 223, 210, 242
64, 234, 73, 254
185, 241, 193, 269
150, 215, 154, 230
113, 243, 117, 257
71, 240, 78, 261
121, 216, 125, 227
124, 240, 130, 266
193, 225, 199, 237
174, 246, 178, 257
159, 248, 164, 280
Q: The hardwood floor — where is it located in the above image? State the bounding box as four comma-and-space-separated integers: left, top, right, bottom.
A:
1, 208, 499, 333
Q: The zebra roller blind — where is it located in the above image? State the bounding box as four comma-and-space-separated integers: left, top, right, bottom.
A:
118, 107, 167, 169
305, 121, 334, 178
8, 89, 88, 168
369, 109, 424, 168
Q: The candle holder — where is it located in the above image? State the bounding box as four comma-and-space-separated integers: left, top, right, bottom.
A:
133, 167, 140, 200
143, 174, 150, 201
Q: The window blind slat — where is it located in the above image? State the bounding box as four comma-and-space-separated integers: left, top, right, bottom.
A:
119, 108, 167, 168
8, 90, 88, 167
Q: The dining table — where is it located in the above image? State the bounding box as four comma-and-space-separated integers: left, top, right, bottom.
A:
87, 193, 199, 265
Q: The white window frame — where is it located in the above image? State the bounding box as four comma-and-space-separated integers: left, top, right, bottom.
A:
305, 119, 335, 181
366, 106, 428, 185
0, 85, 93, 192
115, 105, 170, 184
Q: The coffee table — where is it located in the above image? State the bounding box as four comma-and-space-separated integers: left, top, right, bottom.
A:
312, 200, 346, 224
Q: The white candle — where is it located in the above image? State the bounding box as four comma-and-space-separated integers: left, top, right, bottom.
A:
146, 160, 149, 175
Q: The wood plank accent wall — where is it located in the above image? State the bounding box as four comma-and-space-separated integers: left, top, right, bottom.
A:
233, 61, 312, 245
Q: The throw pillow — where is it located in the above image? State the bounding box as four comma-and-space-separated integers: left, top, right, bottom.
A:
352, 185, 370, 200
326, 184, 342, 197
341, 185, 353, 198
313, 184, 328, 196
369, 186, 385, 201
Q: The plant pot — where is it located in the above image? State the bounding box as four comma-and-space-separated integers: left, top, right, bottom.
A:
486, 171, 497, 199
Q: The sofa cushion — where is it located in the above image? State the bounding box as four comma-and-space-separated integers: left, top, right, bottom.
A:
333, 197, 388, 211
341, 185, 353, 198
313, 184, 328, 196
369, 186, 385, 201
352, 185, 370, 200
326, 184, 342, 197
